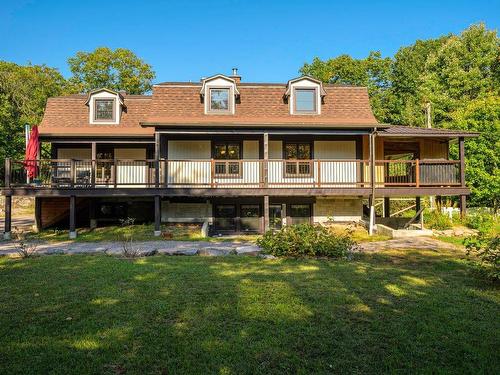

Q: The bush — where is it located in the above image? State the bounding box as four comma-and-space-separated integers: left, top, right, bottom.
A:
257, 224, 358, 258
464, 234, 500, 282
425, 210, 453, 230
465, 212, 495, 234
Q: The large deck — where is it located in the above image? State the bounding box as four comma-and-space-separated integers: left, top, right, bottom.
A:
2, 158, 467, 197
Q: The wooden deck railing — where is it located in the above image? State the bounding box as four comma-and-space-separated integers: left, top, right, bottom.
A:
3, 158, 462, 189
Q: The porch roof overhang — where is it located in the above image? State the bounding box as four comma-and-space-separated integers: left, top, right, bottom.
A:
378, 125, 479, 138
153, 127, 374, 136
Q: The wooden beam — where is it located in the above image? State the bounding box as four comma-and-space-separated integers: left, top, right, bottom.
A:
415, 196, 421, 222
1, 186, 473, 198
154, 195, 161, 236
35, 197, 42, 232
384, 197, 390, 217
459, 137, 466, 187
69, 195, 76, 239
263, 195, 269, 232
263, 132, 269, 188
3, 195, 11, 240
4, 158, 11, 188
460, 195, 467, 219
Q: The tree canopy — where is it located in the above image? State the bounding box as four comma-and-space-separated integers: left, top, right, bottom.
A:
300, 23, 500, 209
67, 47, 155, 94
0, 62, 67, 160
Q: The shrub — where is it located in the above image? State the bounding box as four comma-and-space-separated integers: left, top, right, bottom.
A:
257, 224, 358, 258
464, 234, 500, 282
465, 212, 495, 234
425, 210, 453, 230
12, 227, 38, 258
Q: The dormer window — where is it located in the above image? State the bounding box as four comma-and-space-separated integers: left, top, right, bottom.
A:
94, 99, 115, 121
285, 76, 326, 115
294, 88, 317, 113
200, 74, 239, 115
86, 88, 124, 125
210, 88, 230, 112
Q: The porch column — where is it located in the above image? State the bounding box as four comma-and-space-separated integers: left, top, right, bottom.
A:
91, 142, 97, 187
263, 132, 269, 188
154, 133, 160, 188
3, 195, 11, 240
368, 131, 376, 235
69, 195, 76, 239
154, 195, 161, 236
263, 195, 270, 232
459, 136, 467, 219
383, 197, 390, 218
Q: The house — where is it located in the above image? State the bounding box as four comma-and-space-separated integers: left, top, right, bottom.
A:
1, 70, 478, 239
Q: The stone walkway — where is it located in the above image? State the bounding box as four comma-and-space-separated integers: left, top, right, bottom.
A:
0, 240, 261, 257
0, 236, 459, 258
359, 237, 459, 252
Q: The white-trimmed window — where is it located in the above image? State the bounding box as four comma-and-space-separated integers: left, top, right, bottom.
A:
294, 88, 317, 113
209, 88, 230, 112
94, 99, 115, 121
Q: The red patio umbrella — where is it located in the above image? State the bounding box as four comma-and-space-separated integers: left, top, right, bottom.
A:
24, 125, 39, 179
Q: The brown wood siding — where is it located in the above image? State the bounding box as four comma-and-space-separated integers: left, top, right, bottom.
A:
40, 197, 87, 229
420, 139, 448, 159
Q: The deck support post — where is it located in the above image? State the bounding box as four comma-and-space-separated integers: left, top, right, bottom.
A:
69, 195, 76, 239
154, 195, 161, 236
35, 197, 42, 232
383, 197, 390, 218
416, 196, 423, 228
89, 199, 97, 229
460, 195, 467, 219
458, 137, 467, 220
263, 195, 269, 232
3, 195, 11, 240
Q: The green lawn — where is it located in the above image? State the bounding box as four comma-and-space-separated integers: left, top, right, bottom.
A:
0, 250, 498, 374
29, 224, 388, 243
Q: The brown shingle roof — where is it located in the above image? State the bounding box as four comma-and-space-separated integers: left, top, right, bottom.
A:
38, 82, 379, 137
39, 95, 154, 137
144, 85, 378, 126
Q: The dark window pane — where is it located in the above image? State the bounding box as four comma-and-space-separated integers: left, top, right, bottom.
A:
228, 162, 240, 175
285, 162, 297, 175
241, 205, 260, 232
285, 143, 297, 159
295, 89, 315, 112
290, 204, 311, 225
214, 205, 236, 231
214, 144, 227, 159
298, 144, 311, 159
298, 162, 311, 175
227, 144, 240, 159
95, 99, 114, 120
269, 205, 282, 230
210, 89, 229, 110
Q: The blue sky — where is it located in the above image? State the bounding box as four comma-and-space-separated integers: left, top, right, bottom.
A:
1, 0, 499, 83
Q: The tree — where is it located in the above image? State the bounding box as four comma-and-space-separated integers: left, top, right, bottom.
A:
300, 52, 392, 121
68, 47, 155, 94
422, 24, 500, 124
0, 62, 67, 160
300, 23, 500, 209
